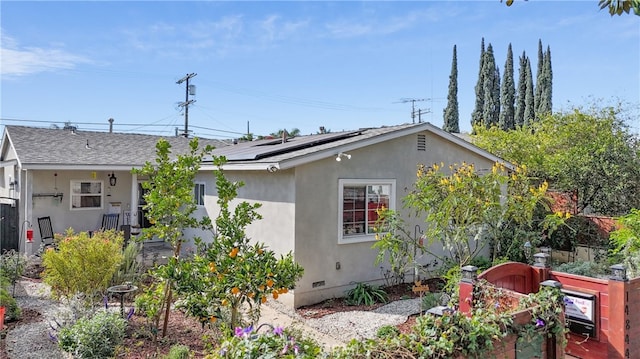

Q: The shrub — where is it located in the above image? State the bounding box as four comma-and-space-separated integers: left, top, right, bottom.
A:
166, 344, 191, 359
345, 283, 387, 306
0, 283, 20, 321
58, 311, 127, 359
0, 249, 27, 286
207, 325, 322, 359
111, 241, 143, 287
553, 260, 609, 278
134, 280, 166, 339
376, 325, 400, 339
420, 291, 445, 311
42, 229, 123, 308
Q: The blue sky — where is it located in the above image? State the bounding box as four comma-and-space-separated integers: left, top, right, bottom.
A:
1, 1, 638, 139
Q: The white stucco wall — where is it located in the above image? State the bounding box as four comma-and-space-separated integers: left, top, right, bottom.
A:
290, 130, 497, 307
187, 169, 297, 256
25, 169, 135, 251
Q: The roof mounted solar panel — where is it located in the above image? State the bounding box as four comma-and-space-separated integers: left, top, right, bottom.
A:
215, 131, 360, 161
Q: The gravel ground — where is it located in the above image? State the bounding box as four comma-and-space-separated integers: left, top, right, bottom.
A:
265, 296, 422, 342
4, 280, 421, 358
4, 280, 72, 359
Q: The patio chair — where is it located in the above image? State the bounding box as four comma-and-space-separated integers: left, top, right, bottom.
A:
101, 213, 120, 231
37, 216, 55, 250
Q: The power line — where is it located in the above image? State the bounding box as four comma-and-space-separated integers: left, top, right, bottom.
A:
0, 117, 243, 137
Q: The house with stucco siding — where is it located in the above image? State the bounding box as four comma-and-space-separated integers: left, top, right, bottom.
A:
0, 122, 505, 308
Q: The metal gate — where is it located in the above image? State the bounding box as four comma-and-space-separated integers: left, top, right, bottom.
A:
0, 200, 19, 253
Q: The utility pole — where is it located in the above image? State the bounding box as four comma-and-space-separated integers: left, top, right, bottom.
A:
176, 73, 197, 137
394, 98, 427, 123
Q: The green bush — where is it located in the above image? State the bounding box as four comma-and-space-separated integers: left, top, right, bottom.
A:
376, 325, 400, 339
166, 344, 191, 359
58, 310, 127, 358
420, 291, 446, 311
0, 284, 21, 321
42, 229, 123, 307
345, 283, 388, 306
553, 261, 609, 278
0, 249, 27, 285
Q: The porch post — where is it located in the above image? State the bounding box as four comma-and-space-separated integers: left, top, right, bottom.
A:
130, 173, 138, 229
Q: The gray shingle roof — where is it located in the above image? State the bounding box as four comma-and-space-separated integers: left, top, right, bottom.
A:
3, 126, 229, 168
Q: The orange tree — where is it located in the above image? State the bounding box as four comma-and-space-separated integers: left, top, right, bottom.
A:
160, 156, 304, 330
403, 161, 549, 267
132, 137, 214, 337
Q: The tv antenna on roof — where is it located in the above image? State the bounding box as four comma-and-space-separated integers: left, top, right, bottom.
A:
394, 98, 427, 124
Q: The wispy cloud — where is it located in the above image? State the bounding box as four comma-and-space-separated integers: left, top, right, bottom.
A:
121, 13, 310, 59
0, 32, 91, 77
324, 8, 442, 39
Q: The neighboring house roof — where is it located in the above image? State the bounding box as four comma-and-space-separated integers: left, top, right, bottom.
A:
1, 125, 229, 170
208, 122, 510, 171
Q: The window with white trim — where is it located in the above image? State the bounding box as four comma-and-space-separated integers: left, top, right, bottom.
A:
338, 179, 395, 244
70, 180, 103, 210
194, 183, 205, 206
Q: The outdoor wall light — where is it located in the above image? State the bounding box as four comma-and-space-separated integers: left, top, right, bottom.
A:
109, 172, 117, 186
335, 152, 352, 162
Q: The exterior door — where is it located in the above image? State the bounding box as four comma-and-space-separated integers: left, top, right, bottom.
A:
137, 182, 162, 242
0, 201, 19, 253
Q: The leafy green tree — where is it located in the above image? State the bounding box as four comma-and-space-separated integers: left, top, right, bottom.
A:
471, 38, 486, 128
514, 51, 527, 127
132, 137, 215, 336
482, 44, 500, 127
523, 57, 535, 126
473, 103, 640, 216
505, 0, 640, 16
537, 46, 553, 115
403, 162, 548, 266
534, 39, 544, 118
499, 43, 516, 130
270, 128, 301, 138
610, 209, 640, 277
163, 159, 304, 329
443, 45, 460, 133
599, 0, 640, 15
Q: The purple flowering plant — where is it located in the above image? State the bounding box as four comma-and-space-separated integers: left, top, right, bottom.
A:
212, 324, 322, 358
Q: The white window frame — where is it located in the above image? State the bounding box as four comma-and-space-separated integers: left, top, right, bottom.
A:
194, 182, 205, 206
338, 179, 395, 244
70, 180, 104, 210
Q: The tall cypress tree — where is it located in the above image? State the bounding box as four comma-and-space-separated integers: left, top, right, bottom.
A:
534, 39, 544, 118
471, 38, 486, 129
482, 44, 500, 127
443, 45, 460, 133
523, 57, 535, 127
537, 45, 553, 115
499, 43, 515, 130
514, 50, 527, 128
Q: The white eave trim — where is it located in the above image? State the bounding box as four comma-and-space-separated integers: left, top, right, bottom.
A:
0, 159, 18, 168
20, 164, 142, 171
